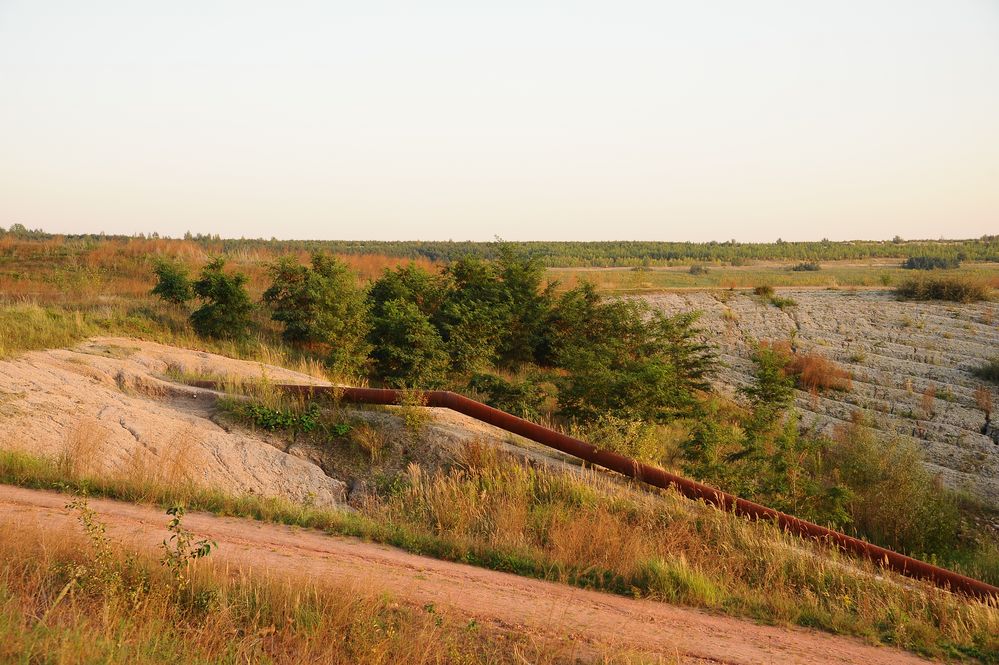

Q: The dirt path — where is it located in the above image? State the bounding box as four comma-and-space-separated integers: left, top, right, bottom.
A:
0, 485, 933, 665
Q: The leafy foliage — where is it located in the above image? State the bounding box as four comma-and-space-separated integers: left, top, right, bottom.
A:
189, 257, 254, 340
681, 349, 966, 557
823, 418, 962, 556
369, 298, 450, 388
545, 284, 714, 423
467, 372, 557, 421
972, 357, 999, 384
895, 275, 990, 303
150, 259, 193, 305
263, 253, 371, 373
902, 256, 961, 270
160, 506, 216, 593
225, 400, 351, 440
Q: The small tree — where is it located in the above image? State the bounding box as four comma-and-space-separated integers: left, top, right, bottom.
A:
369, 298, 449, 388
150, 259, 193, 305
263, 253, 371, 373
189, 257, 254, 340
544, 284, 714, 423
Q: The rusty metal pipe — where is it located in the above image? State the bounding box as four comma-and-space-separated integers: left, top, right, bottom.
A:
200, 381, 999, 602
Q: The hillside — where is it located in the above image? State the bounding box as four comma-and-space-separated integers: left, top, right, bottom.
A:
645, 289, 999, 508
0, 336, 997, 662
2, 483, 937, 665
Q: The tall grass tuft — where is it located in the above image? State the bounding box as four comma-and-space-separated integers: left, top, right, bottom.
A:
1, 446, 997, 659
0, 514, 573, 664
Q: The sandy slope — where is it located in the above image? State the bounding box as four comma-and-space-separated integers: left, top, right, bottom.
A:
0, 336, 576, 509
0, 337, 350, 506
0, 484, 934, 665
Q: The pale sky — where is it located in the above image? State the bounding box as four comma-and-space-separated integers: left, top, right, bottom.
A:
1, 1, 997, 242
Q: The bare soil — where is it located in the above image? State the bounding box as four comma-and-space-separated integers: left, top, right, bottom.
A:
0, 484, 934, 665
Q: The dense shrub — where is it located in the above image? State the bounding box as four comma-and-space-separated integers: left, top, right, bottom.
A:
825, 417, 962, 557
436, 257, 511, 374
368, 263, 446, 320
189, 258, 254, 340
544, 284, 715, 423
493, 246, 555, 366
972, 357, 999, 384
573, 413, 668, 465
768, 295, 797, 309
263, 253, 370, 373
683, 352, 965, 557
467, 372, 557, 421
902, 256, 960, 270
368, 299, 450, 388
752, 284, 796, 309
150, 259, 193, 305
895, 275, 990, 303
791, 262, 821, 272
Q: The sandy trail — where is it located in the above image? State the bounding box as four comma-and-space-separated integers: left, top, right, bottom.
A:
0, 484, 932, 665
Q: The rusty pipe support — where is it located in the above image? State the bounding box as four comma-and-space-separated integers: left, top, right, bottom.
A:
199, 381, 999, 602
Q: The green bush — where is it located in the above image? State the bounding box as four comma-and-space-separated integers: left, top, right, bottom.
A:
368, 263, 446, 320
573, 413, 666, 465
895, 275, 989, 303
902, 256, 960, 270
368, 299, 450, 388
972, 357, 999, 384
544, 284, 714, 423
824, 420, 962, 558
769, 295, 797, 309
467, 372, 557, 421
189, 258, 255, 340
263, 253, 371, 373
150, 259, 193, 305
683, 348, 967, 557
436, 257, 510, 374
493, 245, 553, 366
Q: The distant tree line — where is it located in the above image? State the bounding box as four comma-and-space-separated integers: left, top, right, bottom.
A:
7, 226, 998, 266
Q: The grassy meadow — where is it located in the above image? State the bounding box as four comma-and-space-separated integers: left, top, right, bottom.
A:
550, 262, 999, 293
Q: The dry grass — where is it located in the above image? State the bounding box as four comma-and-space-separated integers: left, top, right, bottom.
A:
550, 263, 999, 294
0, 235, 437, 305
760, 341, 853, 393
975, 386, 993, 419
379, 443, 999, 660
0, 512, 626, 664
1, 444, 997, 661
896, 275, 992, 303
352, 422, 388, 462
0, 303, 96, 359
57, 419, 108, 478
788, 351, 853, 393
922, 385, 938, 420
